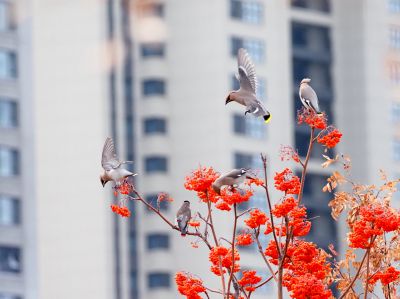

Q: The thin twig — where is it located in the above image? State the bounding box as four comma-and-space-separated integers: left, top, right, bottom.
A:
261, 154, 281, 257
255, 271, 278, 289
255, 228, 278, 282
237, 208, 255, 218
227, 204, 238, 296
364, 243, 371, 299
339, 237, 376, 299
338, 269, 357, 296
298, 127, 315, 204
206, 197, 226, 297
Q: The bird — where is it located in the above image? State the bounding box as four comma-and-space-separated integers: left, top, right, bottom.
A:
212, 168, 254, 195
176, 200, 191, 237
100, 137, 137, 187
225, 48, 271, 123
299, 78, 323, 115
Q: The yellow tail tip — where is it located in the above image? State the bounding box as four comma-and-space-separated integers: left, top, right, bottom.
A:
264, 114, 272, 124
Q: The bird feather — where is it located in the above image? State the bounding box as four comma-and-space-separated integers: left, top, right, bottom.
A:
237, 48, 258, 93
101, 137, 122, 171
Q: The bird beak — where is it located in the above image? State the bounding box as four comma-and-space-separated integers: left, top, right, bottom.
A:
225, 95, 231, 105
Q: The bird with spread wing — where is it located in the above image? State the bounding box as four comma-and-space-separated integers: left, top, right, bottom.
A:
100, 137, 137, 187
225, 48, 271, 123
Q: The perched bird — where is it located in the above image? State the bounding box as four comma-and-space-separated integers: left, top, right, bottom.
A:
176, 200, 191, 237
225, 48, 271, 123
100, 137, 137, 187
212, 168, 254, 195
299, 78, 322, 115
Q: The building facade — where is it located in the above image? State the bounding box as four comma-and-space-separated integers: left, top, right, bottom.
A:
0, 0, 399, 298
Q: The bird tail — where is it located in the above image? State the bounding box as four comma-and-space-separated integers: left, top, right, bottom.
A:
180, 227, 187, 237
263, 113, 272, 124
177, 220, 187, 237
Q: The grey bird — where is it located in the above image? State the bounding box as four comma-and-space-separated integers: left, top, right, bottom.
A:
212, 168, 254, 195
176, 200, 191, 237
299, 78, 323, 115
226, 48, 271, 123
100, 137, 137, 187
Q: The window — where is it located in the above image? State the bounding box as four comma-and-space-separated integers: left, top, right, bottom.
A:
392, 102, 400, 123
245, 39, 265, 63
0, 294, 21, 299
230, 0, 263, 24
143, 80, 165, 96
303, 174, 328, 199
0, 1, 15, 32
145, 194, 169, 211
0, 99, 17, 128
145, 156, 167, 173
147, 234, 169, 250
231, 37, 265, 63
256, 77, 266, 100
390, 62, 400, 84
234, 152, 261, 169
0, 246, 20, 273
148, 272, 170, 289
144, 118, 166, 134
141, 43, 165, 57
306, 207, 337, 250
291, 0, 330, 13
233, 114, 265, 138
393, 139, 400, 161
390, 26, 400, 49
138, 3, 164, 17
292, 22, 331, 55
388, 0, 400, 13
0, 146, 19, 176
231, 74, 240, 91
0, 195, 19, 225
0, 50, 16, 79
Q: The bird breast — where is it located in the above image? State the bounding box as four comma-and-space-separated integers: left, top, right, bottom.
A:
107, 168, 132, 182
231, 90, 249, 106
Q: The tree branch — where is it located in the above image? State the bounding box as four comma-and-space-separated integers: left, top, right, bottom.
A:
339, 237, 376, 299
254, 228, 278, 282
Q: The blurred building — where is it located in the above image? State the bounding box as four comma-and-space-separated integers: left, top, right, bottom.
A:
0, 0, 399, 299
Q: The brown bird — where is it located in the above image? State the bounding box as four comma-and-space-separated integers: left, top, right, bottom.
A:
212, 168, 254, 195
176, 201, 191, 237
225, 48, 271, 123
100, 137, 137, 187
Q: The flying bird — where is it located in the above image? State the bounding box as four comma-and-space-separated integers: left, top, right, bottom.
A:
100, 137, 137, 187
225, 48, 271, 123
176, 200, 191, 237
299, 78, 322, 115
212, 168, 254, 195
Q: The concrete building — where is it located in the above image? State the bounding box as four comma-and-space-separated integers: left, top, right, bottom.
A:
0, 0, 115, 299
0, 0, 399, 299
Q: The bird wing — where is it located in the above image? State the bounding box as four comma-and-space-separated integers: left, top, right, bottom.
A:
237, 48, 258, 93
177, 212, 190, 230
300, 85, 320, 113
101, 137, 121, 171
